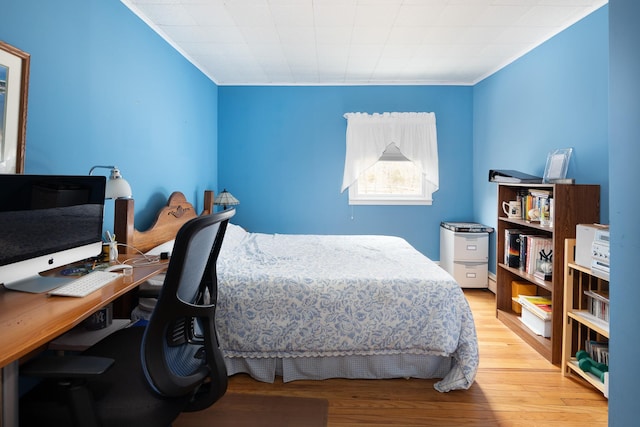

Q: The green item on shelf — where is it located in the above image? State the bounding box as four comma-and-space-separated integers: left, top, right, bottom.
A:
576, 350, 608, 383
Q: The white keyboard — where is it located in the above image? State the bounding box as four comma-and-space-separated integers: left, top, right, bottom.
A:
48, 271, 121, 297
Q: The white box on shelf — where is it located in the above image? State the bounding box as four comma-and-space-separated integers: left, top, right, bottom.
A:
575, 224, 609, 269
520, 305, 551, 338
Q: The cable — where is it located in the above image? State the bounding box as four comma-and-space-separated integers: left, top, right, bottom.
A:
114, 243, 165, 267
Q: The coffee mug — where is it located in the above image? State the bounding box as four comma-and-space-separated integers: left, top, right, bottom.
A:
502, 201, 521, 219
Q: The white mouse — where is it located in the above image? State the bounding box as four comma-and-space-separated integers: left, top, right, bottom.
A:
104, 264, 133, 273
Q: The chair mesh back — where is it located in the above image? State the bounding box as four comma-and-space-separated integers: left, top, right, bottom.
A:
140, 209, 234, 404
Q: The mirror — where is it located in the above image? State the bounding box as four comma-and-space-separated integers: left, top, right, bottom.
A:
0, 41, 30, 174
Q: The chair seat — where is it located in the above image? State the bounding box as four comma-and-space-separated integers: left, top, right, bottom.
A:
20, 326, 191, 427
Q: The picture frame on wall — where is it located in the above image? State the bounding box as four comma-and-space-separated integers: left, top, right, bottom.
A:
543, 148, 573, 183
0, 41, 30, 174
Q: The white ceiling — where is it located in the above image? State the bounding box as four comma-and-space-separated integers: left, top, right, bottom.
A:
122, 0, 607, 86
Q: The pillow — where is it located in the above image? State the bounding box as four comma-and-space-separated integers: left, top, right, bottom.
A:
221, 223, 247, 253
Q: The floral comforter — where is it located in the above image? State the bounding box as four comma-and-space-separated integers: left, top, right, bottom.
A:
215, 225, 479, 391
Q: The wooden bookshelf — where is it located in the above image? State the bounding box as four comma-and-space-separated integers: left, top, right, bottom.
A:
495, 183, 599, 364
562, 238, 609, 397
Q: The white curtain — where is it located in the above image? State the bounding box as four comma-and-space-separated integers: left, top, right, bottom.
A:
341, 112, 439, 194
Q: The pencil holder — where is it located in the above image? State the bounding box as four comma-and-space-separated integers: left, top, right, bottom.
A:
102, 241, 118, 262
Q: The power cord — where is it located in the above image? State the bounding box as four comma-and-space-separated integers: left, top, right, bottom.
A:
114, 243, 166, 267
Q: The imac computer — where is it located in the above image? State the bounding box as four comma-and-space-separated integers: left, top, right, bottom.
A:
0, 174, 106, 293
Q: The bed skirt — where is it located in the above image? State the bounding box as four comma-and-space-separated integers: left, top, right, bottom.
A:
226, 354, 454, 385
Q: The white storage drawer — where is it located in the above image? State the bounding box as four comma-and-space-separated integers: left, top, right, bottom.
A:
440, 223, 493, 289
451, 233, 488, 261
520, 305, 551, 338
451, 262, 488, 288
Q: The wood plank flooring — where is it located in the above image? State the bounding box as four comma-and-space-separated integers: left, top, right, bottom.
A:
175, 289, 608, 426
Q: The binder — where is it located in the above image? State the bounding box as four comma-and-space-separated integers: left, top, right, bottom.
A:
489, 169, 543, 183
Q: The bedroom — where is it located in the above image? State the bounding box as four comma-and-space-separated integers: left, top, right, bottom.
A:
0, 0, 636, 425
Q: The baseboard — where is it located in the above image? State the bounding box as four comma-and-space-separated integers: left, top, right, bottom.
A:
488, 271, 496, 294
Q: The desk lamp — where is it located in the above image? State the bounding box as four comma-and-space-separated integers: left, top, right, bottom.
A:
89, 166, 133, 199
214, 189, 239, 210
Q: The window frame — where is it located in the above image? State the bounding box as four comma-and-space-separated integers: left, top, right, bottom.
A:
341, 112, 439, 206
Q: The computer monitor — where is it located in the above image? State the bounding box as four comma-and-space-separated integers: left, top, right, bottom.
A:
0, 174, 106, 293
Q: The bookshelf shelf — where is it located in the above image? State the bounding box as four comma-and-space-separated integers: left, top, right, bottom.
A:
566, 359, 609, 396
562, 238, 609, 398
498, 263, 553, 292
567, 310, 609, 336
498, 217, 553, 233
497, 308, 552, 361
495, 183, 600, 364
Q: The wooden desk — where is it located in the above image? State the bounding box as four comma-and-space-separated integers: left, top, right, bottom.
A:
0, 259, 168, 427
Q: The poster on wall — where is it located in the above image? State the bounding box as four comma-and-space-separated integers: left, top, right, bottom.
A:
0, 41, 30, 174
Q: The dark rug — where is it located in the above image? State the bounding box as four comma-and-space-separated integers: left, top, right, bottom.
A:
173, 393, 329, 427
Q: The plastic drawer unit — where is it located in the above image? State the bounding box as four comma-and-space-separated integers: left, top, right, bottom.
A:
440, 222, 493, 288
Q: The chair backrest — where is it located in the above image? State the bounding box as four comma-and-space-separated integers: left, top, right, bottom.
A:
140, 208, 235, 410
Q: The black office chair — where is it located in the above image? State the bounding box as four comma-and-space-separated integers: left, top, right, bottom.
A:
19, 208, 235, 427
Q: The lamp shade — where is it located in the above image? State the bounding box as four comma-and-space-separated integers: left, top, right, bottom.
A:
214, 189, 239, 209
89, 166, 132, 199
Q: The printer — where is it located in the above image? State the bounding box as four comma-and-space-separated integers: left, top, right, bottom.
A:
575, 224, 610, 280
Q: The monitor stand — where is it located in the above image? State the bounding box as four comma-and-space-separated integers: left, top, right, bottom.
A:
4, 275, 72, 294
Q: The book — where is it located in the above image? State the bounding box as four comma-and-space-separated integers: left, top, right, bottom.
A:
523, 194, 536, 221
517, 233, 543, 272
584, 290, 610, 323
440, 222, 493, 233
489, 169, 543, 184
527, 236, 553, 275
518, 233, 533, 271
534, 270, 552, 281
504, 229, 526, 268
586, 340, 609, 366
518, 295, 552, 320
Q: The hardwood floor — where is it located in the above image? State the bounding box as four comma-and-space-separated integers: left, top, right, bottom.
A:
177, 289, 608, 426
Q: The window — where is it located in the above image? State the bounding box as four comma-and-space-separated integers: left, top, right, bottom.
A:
349, 145, 433, 205
342, 112, 439, 206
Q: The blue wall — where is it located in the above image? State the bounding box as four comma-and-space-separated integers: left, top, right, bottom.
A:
609, 1, 640, 425
1, 0, 219, 232
218, 85, 473, 259
473, 6, 609, 272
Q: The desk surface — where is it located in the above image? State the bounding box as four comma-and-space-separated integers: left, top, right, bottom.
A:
0, 259, 168, 368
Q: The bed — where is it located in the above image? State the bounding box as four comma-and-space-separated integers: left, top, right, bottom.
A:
115, 191, 479, 392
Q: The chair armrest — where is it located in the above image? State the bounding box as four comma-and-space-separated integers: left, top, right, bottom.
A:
21, 355, 114, 379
